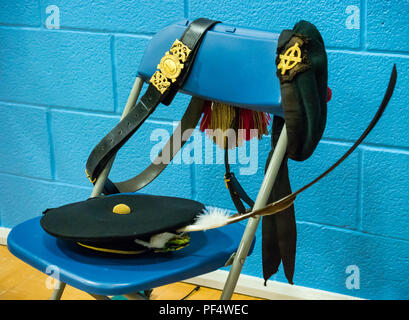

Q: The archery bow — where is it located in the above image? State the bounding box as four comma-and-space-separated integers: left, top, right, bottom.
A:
180, 64, 397, 232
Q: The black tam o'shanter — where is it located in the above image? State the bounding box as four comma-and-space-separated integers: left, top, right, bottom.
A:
262, 20, 329, 284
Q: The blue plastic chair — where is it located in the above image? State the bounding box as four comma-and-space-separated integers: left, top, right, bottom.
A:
7, 20, 288, 300
8, 217, 251, 299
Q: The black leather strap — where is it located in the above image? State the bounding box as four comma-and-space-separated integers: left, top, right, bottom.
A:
162, 18, 221, 105
85, 18, 219, 188
221, 113, 255, 214
86, 85, 161, 185
108, 97, 206, 193
224, 147, 255, 213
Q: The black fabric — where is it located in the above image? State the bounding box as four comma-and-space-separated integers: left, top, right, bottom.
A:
41, 194, 205, 242
262, 117, 296, 284
76, 239, 148, 255
262, 20, 327, 284
276, 20, 327, 161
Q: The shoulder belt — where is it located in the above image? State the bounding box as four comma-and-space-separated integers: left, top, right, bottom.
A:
85, 18, 220, 194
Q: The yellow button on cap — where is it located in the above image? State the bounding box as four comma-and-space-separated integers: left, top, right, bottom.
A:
112, 204, 131, 215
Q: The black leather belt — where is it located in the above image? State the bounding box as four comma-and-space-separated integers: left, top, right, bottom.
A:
85, 18, 219, 194
224, 144, 255, 214
113, 96, 205, 193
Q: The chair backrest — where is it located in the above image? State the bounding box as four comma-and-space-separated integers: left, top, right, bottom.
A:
138, 19, 283, 116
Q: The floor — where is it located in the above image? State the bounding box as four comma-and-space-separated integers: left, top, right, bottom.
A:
0, 246, 261, 300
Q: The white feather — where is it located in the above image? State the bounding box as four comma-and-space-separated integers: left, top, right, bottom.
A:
134, 232, 176, 249
180, 207, 231, 232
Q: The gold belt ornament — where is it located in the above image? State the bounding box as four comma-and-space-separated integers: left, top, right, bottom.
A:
85, 169, 96, 183
150, 39, 191, 94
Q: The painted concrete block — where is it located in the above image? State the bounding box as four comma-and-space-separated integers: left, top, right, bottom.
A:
0, 1, 40, 26
0, 103, 51, 179
0, 29, 113, 111
189, 0, 361, 49
361, 148, 409, 240
325, 51, 408, 148
289, 141, 359, 228
40, 0, 185, 34
0, 174, 91, 227
367, 0, 409, 52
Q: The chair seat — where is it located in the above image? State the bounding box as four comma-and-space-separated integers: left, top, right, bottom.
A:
7, 216, 253, 296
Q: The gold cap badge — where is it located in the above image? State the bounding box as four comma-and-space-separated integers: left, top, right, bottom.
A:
277, 42, 302, 75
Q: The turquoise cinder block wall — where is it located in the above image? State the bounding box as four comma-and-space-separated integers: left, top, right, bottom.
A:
0, 1, 408, 300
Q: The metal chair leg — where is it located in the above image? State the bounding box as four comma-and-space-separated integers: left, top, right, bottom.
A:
220, 126, 288, 300
122, 292, 150, 300
88, 294, 111, 300
49, 281, 66, 300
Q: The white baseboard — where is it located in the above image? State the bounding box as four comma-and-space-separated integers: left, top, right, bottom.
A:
0, 226, 361, 300
183, 270, 363, 300
0, 227, 11, 246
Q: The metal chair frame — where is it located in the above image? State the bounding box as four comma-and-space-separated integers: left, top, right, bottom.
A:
42, 76, 288, 300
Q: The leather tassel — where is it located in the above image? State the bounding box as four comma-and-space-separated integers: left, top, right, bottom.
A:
200, 101, 271, 149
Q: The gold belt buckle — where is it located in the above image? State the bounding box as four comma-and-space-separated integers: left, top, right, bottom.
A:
150, 39, 191, 94
224, 176, 231, 189
85, 169, 96, 184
